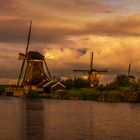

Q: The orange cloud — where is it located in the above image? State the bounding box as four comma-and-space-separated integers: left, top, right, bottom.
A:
1, 0, 140, 83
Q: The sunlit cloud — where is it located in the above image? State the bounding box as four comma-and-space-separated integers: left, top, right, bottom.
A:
0, 0, 140, 83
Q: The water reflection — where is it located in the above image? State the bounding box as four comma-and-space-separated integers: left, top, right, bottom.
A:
23, 99, 44, 140
0, 98, 140, 140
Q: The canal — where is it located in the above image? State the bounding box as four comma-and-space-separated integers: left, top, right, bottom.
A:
0, 97, 139, 140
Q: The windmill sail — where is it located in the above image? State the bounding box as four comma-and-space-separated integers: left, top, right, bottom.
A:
73, 52, 107, 86
18, 53, 25, 60
96, 70, 108, 73
73, 70, 89, 72
17, 21, 32, 87
44, 60, 52, 80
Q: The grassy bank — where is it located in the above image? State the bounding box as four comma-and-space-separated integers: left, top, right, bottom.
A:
51, 88, 140, 102
53, 74, 140, 102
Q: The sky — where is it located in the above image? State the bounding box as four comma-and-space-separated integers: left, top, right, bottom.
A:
0, 0, 140, 84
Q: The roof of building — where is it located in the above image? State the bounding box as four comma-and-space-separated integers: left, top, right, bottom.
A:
37, 80, 50, 87
51, 82, 66, 88
43, 80, 57, 87
37, 80, 65, 89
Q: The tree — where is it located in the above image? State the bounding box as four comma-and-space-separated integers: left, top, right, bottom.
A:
112, 74, 130, 87
62, 78, 91, 89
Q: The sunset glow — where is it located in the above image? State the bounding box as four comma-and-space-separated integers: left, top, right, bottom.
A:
45, 52, 56, 59
0, 0, 140, 83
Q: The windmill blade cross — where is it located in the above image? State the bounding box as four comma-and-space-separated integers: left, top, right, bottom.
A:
44, 60, 52, 80
96, 70, 108, 73
17, 21, 32, 87
25, 21, 32, 55
73, 70, 89, 73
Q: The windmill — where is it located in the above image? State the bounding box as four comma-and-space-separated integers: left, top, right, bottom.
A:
73, 52, 107, 86
17, 21, 52, 87
127, 63, 135, 83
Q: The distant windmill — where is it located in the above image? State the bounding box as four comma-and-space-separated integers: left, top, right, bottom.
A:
17, 21, 52, 87
73, 52, 107, 86
127, 63, 136, 83
127, 63, 131, 76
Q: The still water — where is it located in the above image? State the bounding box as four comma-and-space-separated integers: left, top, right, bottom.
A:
0, 97, 139, 140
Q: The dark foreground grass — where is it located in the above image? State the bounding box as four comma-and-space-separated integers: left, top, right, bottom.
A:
52, 88, 140, 102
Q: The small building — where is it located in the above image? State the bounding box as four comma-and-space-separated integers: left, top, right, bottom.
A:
37, 80, 65, 94
51, 82, 65, 93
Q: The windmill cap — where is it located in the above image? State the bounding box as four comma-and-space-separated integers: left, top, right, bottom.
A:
27, 51, 44, 60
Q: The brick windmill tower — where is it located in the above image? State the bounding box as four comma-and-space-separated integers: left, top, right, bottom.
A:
17, 21, 52, 88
